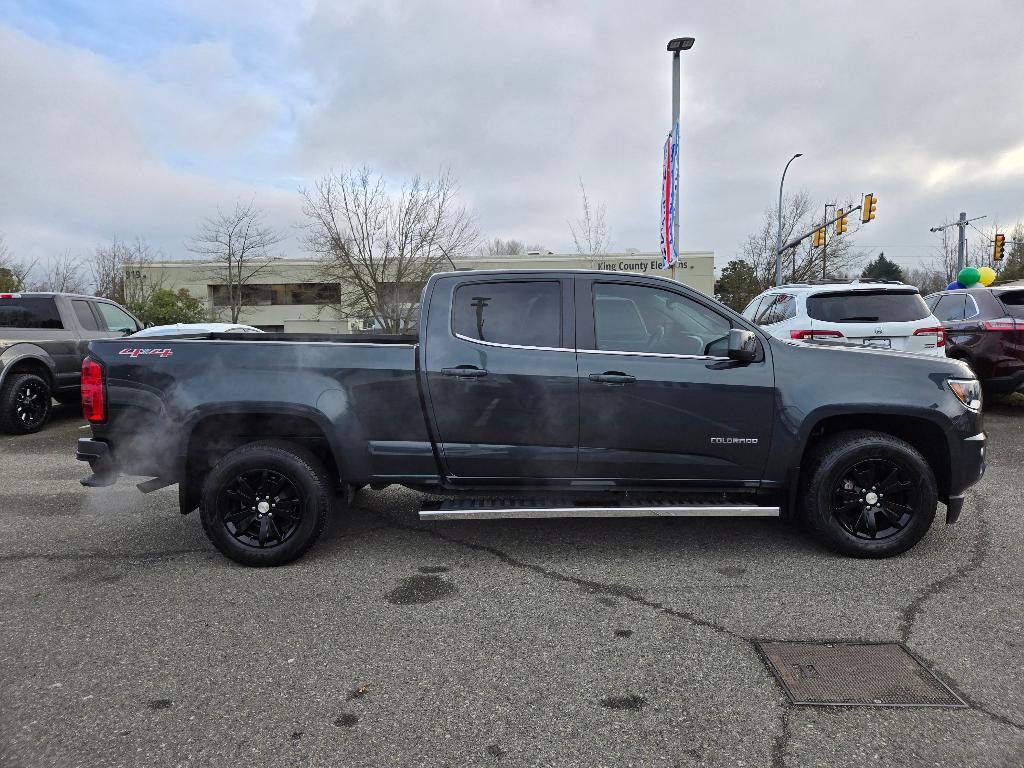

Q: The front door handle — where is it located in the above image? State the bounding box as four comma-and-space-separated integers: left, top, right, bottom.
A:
588, 372, 636, 385
441, 366, 488, 379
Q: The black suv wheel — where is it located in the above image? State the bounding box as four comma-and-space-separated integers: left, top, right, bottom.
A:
0, 373, 52, 435
802, 430, 937, 557
199, 441, 332, 566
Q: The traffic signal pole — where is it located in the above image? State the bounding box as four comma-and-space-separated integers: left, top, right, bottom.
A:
957, 211, 967, 273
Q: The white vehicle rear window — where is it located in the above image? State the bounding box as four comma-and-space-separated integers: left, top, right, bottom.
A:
806, 290, 930, 323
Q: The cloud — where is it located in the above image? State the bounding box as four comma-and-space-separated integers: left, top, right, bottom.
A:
0, 0, 1022, 275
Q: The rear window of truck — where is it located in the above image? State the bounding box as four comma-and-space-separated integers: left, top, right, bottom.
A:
806, 290, 930, 323
996, 290, 1024, 319
452, 280, 561, 348
0, 297, 64, 329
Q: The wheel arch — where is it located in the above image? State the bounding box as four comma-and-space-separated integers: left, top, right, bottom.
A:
797, 411, 952, 502
0, 349, 58, 392
178, 406, 355, 514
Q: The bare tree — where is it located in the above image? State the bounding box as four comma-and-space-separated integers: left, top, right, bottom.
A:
188, 201, 284, 323
568, 178, 609, 256
30, 252, 88, 293
740, 191, 865, 289
91, 236, 164, 316
478, 238, 548, 257
0, 235, 34, 292
300, 167, 478, 334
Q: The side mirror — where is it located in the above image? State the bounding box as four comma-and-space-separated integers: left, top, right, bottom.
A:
120, 327, 134, 337
145, 322, 155, 329
728, 328, 758, 362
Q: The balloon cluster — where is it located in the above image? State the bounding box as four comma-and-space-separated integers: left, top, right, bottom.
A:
946, 266, 996, 291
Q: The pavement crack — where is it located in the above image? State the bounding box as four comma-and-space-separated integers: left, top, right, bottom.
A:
900, 492, 990, 644
383, 518, 749, 643
770, 709, 792, 768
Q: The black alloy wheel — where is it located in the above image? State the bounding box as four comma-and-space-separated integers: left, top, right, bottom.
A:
199, 441, 332, 567
0, 373, 52, 434
830, 457, 916, 540
221, 469, 304, 548
801, 430, 937, 558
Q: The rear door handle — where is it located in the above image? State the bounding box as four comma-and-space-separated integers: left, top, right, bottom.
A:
441, 366, 488, 379
588, 372, 636, 385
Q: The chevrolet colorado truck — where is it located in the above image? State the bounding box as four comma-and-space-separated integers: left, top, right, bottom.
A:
0, 292, 143, 434
76, 270, 987, 566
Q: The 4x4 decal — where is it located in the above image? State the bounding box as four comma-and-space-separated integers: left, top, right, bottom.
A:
119, 348, 173, 359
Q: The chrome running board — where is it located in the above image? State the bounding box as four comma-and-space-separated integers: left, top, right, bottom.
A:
419, 499, 780, 521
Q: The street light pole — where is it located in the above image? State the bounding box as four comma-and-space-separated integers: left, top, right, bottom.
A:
667, 37, 694, 282
776, 153, 802, 287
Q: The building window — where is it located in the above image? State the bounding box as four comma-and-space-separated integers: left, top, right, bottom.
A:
208, 283, 341, 307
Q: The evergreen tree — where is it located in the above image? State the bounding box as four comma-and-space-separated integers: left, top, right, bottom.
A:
861, 252, 904, 282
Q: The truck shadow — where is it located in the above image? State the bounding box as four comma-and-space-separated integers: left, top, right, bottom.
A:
316, 485, 821, 562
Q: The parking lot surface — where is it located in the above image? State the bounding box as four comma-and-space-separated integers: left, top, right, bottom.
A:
1, 402, 1022, 767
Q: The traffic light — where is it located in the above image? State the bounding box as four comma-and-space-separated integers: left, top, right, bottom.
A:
835, 209, 848, 235
994, 233, 1006, 261
812, 227, 825, 247
861, 193, 877, 223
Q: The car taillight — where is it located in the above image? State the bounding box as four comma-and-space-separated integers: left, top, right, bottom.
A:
982, 318, 1018, 331
913, 326, 946, 347
790, 329, 844, 340
81, 357, 105, 423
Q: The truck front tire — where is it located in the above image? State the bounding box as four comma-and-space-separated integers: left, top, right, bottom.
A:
0, 373, 52, 435
199, 441, 332, 567
802, 430, 937, 558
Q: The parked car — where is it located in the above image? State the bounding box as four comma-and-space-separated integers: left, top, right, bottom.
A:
0, 292, 143, 434
77, 269, 985, 566
132, 323, 264, 337
924, 286, 1024, 393
742, 280, 946, 356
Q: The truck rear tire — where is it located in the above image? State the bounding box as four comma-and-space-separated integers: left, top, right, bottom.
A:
199, 441, 332, 567
801, 430, 937, 558
0, 373, 52, 435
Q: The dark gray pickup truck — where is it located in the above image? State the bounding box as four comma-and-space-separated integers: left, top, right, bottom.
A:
0, 292, 143, 433
77, 270, 986, 566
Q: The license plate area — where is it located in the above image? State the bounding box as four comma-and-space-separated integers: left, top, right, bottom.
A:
862, 338, 891, 349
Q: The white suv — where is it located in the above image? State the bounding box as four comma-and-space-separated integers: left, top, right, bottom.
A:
741, 280, 947, 356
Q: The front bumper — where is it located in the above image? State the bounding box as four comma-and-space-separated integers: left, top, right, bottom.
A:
945, 431, 986, 524
76, 438, 119, 487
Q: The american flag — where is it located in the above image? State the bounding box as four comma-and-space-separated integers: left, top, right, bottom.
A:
660, 121, 679, 269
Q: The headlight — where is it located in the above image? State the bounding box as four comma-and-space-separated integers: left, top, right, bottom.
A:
948, 378, 982, 411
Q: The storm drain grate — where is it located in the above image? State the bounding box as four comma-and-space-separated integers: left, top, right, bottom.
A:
756, 641, 967, 708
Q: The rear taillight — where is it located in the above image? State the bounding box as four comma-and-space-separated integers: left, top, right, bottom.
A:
81, 357, 105, 423
790, 329, 844, 340
982, 318, 1018, 331
913, 326, 946, 347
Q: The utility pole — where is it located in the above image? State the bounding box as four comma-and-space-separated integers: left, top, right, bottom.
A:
822, 203, 834, 279
776, 154, 802, 286
930, 212, 986, 277
957, 211, 967, 273
666, 37, 694, 283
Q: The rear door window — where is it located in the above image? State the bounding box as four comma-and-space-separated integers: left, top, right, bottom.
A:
806, 290, 930, 323
452, 280, 561, 348
0, 297, 64, 329
72, 300, 101, 331
741, 296, 764, 320
932, 294, 967, 322
755, 294, 795, 325
996, 290, 1024, 319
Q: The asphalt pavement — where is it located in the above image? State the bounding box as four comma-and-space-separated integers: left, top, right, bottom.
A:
1, 401, 1022, 767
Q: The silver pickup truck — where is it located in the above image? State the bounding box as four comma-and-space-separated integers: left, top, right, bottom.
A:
0, 292, 142, 434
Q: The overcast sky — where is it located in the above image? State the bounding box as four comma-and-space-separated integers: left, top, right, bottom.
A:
1, 0, 1022, 275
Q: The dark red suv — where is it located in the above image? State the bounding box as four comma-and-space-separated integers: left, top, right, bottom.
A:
925, 286, 1024, 393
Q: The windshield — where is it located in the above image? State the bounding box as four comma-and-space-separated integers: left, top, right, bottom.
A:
806, 290, 930, 323
995, 290, 1024, 319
